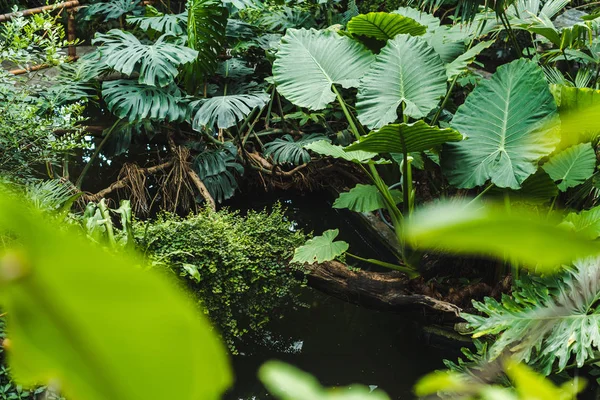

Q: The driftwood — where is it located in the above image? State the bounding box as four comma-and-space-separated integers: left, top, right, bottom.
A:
306, 260, 462, 316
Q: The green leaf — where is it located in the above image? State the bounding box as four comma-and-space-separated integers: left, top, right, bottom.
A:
404, 200, 600, 270
562, 205, 600, 239
443, 59, 560, 189
347, 12, 426, 40
190, 93, 270, 130
542, 143, 597, 191
273, 28, 375, 110
291, 229, 349, 264
93, 29, 198, 87
333, 184, 402, 212
345, 121, 463, 154
264, 134, 328, 166
392, 7, 440, 35
259, 360, 391, 400
550, 84, 600, 148
414, 371, 470, 397
356, 34, 447, 128
464, 259, 600, 374
0, 190, 231, 400
127, 11, 187, 35
445, 40, 494, 80
507, 361, 586, 399
490, 169, 559, 204
187, 0, 228, 77
82, 0, 142, 22
304, 140, 385, 164
103, 80, 189, 122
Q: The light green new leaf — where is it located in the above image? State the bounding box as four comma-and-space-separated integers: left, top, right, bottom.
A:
190, 93, 270, 130
542, 143, 597, 191
445, 40, 494, 80
562, 205, 600, 239
550, 84, 600, 148
404, 200, 600, 270
347, 12, 426, 40
259, 361, 390, 400
443, 59, 560, 189
345, 121, 463, 154
273, 28, 375, 110
333, 184, 402, 212
103, 80, 189, 122
292, 229, 349, 264
0, 191, 231, 400
93, 30, 198, 87
304, 140, 386, 164
392, 7, 440, 35
356, 34, 447, 128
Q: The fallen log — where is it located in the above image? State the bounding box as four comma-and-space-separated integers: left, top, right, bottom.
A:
306, 260, 461, 316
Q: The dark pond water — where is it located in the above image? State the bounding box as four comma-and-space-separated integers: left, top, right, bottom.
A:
224, 191, 460, 399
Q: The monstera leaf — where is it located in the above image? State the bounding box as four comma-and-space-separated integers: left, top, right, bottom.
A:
187, 0, 228, 77
82, 0, 143, 22
333, 184, 402, 212
356, 34, 447, 128
563, 204, 600, 240
272, 28, 375, 110
190, 93, 270, 130
93, 30, 198, 87
542, 143, 596, 191
291, 229, 349, 264
443, 59, 560, 189
103, 80, 188, 122
345, 121, 462, 154
264, 134, 328, 165
347, 12, 426, 40
127, 11, 188, 35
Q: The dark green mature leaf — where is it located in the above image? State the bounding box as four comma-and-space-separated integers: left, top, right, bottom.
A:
347, 12, 426, 40
356, 34, 447, 128
333, 184, 402, 212
93, 30, 198, 87
443, 59, 560, 189
491, 169, 559, 204
259, 360, 390, 400
264, 134, 328, 166
103, 80, 189, 122
193, 145, 242, 203
464, 258, 600, 374
190, 93, 269, 130
405, 200, 600, 270
542, 143, 597, 191
345, 121, 462, 154
82, 0, 142, 22
187, 0, 228, 77
273, 28, 375, 110
0, 190, 231, 400
292, 229, 349, 264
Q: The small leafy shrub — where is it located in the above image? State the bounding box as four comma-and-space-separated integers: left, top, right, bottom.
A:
133, 204, 306, 351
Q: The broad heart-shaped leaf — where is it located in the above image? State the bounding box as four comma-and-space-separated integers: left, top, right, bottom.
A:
102, 80, 189, 122
562, 205, 600, 240
0, 191, 231, 400
490, 169, 559, 204
345, 121, 463, 154
291, 229, 349, 264
356, 34, 447, 129
272, 28, 375, 110
93, 30, 198, 87
347, 12, 426, 40
442, 59, 560, 190
404, 200, 600, 271
190, 92, 270, 130
550, 84, 600, 148
304, 140, 387, 164
392, 7, 440, 35
333, 184, 402, 212
445, 40, 494, 80
542, 143, 597, 191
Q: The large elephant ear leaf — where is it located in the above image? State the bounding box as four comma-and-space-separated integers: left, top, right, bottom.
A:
292, 229, 349, 264
442, 59, 560, 190
356, 34, 447, 129
93, 30, 198, 87
333, 184, 402, 212
347, 12, 426, 40
190, 93, 270, 130
103, 80, 188, 122
346, 121, 463, 154
542, 143, 597, 191
551, 84, 600, 149
272, 28, 375, 110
